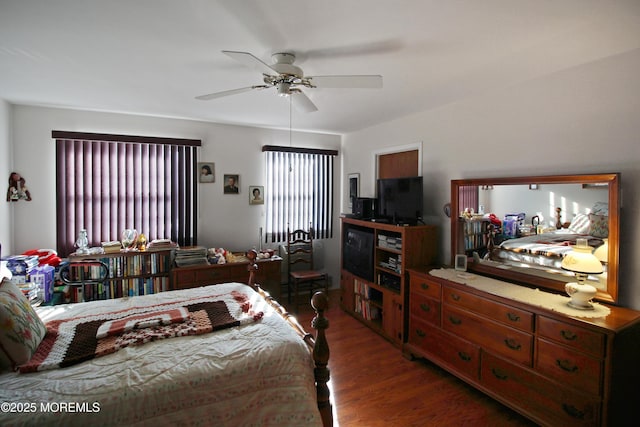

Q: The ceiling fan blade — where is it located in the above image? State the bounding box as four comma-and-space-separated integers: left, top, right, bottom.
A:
307, 75, 383, 89
291, 90, 318, 113
195, 86, 267, 101
222, 50, 276, 75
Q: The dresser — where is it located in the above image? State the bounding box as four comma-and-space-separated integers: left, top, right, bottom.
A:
404, 267, 640, 427
171, 256, 282, 299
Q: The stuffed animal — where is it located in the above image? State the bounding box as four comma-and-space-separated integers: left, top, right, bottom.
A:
7, 172, 32, 202
207, 247, 227, 265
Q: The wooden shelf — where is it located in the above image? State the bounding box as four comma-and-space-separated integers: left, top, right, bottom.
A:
340, 218, 438, 346
67, 249, 173, 301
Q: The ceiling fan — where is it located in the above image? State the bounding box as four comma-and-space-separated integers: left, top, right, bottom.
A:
195, 50, 383, 113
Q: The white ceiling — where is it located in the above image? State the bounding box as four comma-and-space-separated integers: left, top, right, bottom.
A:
1, 0, 639, 135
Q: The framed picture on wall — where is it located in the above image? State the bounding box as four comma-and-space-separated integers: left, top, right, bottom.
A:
223, 174, 239, 194
348, 173, 360, 209
198, 162, 215, 183
249, 186, 264, 205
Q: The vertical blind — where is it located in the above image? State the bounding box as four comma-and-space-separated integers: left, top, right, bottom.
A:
54, 131, 200, 256
459, 185, 479, 214
263, 146, 337, 242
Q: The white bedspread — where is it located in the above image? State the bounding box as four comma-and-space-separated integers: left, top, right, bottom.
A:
0, 282, 322, 427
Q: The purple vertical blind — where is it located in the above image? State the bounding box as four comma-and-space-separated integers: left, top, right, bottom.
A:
263, 146, 337, 242
459, 185, 479, 214
54, 131, 200, 256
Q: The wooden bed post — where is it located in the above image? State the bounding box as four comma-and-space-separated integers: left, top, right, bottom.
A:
246, 249, 333, 426
311, 291, 333, 427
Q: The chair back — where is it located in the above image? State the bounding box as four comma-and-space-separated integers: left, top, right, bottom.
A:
287, 226, 315, 274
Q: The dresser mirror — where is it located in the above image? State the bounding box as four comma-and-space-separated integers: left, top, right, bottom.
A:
451, 173, 620, 303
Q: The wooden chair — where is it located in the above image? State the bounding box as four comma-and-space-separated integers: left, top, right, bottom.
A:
287, 226, 329, 312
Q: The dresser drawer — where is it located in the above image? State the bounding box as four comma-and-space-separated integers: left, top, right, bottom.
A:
410, 292, 440, 326
443, 285, 533, 332
408, 316, 479, 380
410, 274, 441, 300
482, 352, 600, 426
537, 316, 605, 358
194, 267, 231, 283
536, 338, 603, 396
443, 305, 533, 366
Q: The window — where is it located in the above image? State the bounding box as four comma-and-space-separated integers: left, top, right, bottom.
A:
53, 131, 200, 256
263, 145, 337, 243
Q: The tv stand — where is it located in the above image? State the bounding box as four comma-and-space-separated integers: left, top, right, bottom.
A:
340, 217, 438, 346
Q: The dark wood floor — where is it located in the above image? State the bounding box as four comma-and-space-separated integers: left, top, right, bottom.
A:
292, 293, 538, 427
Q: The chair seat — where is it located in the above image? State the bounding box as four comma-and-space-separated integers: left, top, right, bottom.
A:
290, 270, 326, 281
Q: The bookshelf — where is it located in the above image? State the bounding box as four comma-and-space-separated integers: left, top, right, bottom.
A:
340, 218, 438, 346
67, 249, 173, 302
457, 217, 490, 257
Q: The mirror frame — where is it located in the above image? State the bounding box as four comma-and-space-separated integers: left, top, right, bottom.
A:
451, 173, 620, 303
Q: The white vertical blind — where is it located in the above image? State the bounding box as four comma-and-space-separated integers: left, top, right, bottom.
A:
264, 147, 336, 242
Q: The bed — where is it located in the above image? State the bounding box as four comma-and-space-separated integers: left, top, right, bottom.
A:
0, 250, 332, 427
488, 209, 607, 274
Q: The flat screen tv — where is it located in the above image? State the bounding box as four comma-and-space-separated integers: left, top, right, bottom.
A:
342, 225, 374, 282
376, 176, 424, 225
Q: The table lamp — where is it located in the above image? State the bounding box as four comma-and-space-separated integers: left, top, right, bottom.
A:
561, 238, 603, 309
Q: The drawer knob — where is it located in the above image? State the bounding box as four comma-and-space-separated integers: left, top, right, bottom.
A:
420, 303, 431, 313
450, 293, 461, 301
504, 339, 522, 351
491, 368, 508, 380
458, 352, 471, 362
561, 329, 578, 341
416, 329, 426, 338
506, 312, 520, 322
448, 316, 462, 325
556, 359, 578, 373
562, 403, 586, 420
420, 282, 429, 290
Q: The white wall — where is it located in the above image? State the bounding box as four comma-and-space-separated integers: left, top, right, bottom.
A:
342, 48, 640, 309
8, 105, 342, 287
0, 100, 11, 256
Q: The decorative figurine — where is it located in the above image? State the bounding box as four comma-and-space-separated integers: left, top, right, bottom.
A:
75, 229, 89, 255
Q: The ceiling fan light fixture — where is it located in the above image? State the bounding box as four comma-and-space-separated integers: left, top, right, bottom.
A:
277, 82, 291, 97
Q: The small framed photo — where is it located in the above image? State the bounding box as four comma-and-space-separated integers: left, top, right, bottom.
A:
529, 184, 539, 190
454, 254, 468, 271
249, 186, 264, 205
198, 162, 215, 183
223, 174, 239, 194
348, 173, 360, 209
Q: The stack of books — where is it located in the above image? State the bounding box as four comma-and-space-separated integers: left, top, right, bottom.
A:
174, 246, 209, 267
2, 255, 39, 300
147, 239, 178, 250
101, 241, 122, 254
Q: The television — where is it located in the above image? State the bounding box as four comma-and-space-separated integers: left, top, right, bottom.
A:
342, 224, 374, 282
376, 176, 424, 225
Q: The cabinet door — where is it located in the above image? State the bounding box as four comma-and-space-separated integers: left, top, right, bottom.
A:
383, 294, 403, 344
340, 271, 355, 311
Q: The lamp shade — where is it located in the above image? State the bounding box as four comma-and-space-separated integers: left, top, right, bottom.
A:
561, 238, 603, 275
593, 238, 609, 263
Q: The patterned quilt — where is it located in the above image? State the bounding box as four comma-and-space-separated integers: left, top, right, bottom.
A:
20, 290, 263, 373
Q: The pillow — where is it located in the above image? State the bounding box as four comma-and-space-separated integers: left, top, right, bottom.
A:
591, 202, 609, 216
568, 213, 590, 234
0, 278, 47, 371
589, 213, 609, 238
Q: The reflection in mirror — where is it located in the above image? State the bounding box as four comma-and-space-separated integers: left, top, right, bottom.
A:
451, 174, 620, 303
